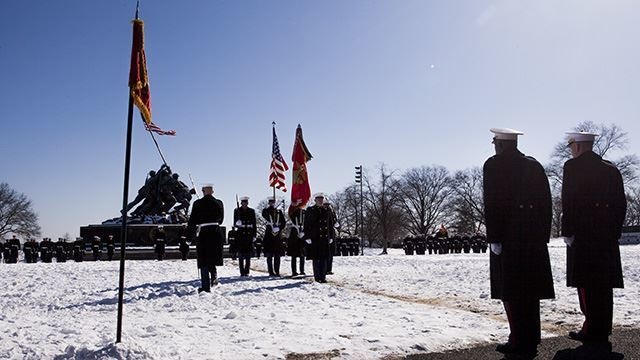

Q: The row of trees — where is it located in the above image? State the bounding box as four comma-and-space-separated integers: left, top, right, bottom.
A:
326, 122, 640, 253
3, 122, 638, 248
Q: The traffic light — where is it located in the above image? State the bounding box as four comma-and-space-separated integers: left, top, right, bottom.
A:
355, 166, 362, 183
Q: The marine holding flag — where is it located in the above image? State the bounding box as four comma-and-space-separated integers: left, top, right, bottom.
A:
288, 125, 313, 214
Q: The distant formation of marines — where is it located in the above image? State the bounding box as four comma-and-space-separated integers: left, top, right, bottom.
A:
1, 235, 115, 263
401, 230, 488, 256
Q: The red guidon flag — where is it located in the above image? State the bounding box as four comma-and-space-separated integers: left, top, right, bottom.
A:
129, 19, 175, 136
289, 124, 313, 214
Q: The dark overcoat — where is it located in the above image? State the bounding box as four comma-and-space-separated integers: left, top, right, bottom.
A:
483, 147, 555, 301
303, 205, 335, 260
187, 194, 224, 268
287, 208, 305, 257
234, 206, 257, 254
262, 207, 286, 256
561, 151, 626, 289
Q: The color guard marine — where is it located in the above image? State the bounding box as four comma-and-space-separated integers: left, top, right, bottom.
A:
234, 196, 257, 277
262, 197, 286, 277
287, 203, 306, 276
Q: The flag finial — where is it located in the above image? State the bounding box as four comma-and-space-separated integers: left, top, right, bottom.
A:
135, 0, 140, 20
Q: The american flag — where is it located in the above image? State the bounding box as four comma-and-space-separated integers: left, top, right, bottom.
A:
145, 121, 176, 136
269, 126, 289, 192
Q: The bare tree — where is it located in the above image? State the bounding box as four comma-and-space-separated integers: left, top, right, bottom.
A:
625, 187, 640, 227
363, 164, 404, 254
447, 167, 485, 234
550, 186, 563, 237
0, 183, 41, 239
397, 166, 452, 236
327, 185, 359, 237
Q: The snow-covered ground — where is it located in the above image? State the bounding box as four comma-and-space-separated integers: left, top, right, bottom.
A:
1, 239, 638, 359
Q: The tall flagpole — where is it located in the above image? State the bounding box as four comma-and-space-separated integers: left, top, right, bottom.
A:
116, 74, 134, 344
116, 0, 140, 343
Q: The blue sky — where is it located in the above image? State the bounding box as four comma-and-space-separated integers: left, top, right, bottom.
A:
1, 0, 639, 238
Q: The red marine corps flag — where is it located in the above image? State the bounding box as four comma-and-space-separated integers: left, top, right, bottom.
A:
129, 15, 175, 136
269, 123, 289, 192
289, 124, 313, 216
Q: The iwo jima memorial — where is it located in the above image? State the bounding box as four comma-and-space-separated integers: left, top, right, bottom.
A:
81, 10, 225, 259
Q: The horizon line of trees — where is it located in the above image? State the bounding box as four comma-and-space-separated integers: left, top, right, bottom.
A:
3, 122, 639, 248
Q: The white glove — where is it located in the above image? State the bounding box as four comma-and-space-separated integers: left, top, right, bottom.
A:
490, 243, 502, 255
305, 239, 312, 244
235, 220, 242, 226
329, 239, 334, 244
564, 236, 575, 247
273, 227, 280, 233
299, 232, 305, 238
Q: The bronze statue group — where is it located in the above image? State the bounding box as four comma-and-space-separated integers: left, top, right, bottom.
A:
484, 128, 626, 359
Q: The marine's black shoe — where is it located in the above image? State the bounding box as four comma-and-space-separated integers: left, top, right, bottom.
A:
569, 330, 589, 342
197, 287, 210, 293
496, 342, 516, 354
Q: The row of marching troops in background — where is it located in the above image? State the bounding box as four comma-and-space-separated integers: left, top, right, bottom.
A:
0, 235, 117, 263
401, 234, 488, 255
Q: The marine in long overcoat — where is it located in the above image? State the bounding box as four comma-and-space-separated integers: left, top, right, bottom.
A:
483, 147, 555, 301
303, 204, 335, 260
561, 150, 626, 289
188, 194, 224, 268
561, 135, 627, 342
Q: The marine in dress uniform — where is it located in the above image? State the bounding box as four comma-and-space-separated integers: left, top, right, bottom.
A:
40, 238, 53, 263
187, 184, 224, 293
55, 238, 67, 262
262, 198, 286, 276
179, 235, 190, 260
483, 128, 555, 358
234, 196, 257, 277
288, 204, 306, 276
323, 201, 337, 274
303, 193, 335, 283
106, 235, 115, 261
91, 236, 102, 261
561, 132, 626, 347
